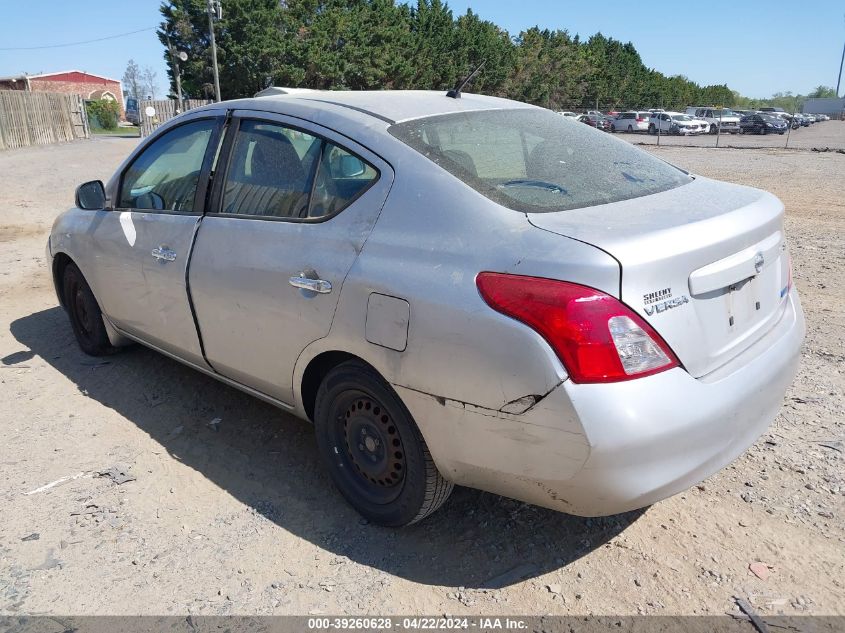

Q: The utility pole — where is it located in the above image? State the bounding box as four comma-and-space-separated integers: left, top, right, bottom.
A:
838, 14, 845, 98
207, 0, 222, 102
166, 37, 185, 111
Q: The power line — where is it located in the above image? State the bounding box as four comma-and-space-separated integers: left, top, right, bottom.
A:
0, 27, 156, 51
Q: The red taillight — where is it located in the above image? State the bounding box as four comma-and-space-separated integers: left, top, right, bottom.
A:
476, 272, 680, 383
636, 117, 645, 122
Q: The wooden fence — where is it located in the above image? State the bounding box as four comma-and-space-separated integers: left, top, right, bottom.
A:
140, 99, 214, 137
0, 91, 89, 150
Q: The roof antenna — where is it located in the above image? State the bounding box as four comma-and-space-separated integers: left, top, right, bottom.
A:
446, 60, 486, 99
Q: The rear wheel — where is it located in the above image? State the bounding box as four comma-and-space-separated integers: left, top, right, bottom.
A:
627, 124, 633, 132
709, 124, 717, 134
314, 360, 453, 526
62, 263, 117, 356
648, 123, 656, 135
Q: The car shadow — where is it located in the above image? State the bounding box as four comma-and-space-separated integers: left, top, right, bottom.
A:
9, 307, 643, 589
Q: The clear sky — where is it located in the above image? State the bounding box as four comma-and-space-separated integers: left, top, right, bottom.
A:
1, 0, 843, 99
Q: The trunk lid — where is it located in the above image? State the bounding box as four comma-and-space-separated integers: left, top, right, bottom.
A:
527, 177, 791, 378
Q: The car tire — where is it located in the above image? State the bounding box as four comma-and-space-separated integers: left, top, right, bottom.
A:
760, 126, 767, 135
739, 128, 745, 134
313, 360, 453, 527
627, 124, 633, 132
709, 124, 717, 134
611, 124, 616, 132
62, 263, 118, 356
648, 124, 655, 135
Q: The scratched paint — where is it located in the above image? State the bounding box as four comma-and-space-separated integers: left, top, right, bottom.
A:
119, 212, 136, 247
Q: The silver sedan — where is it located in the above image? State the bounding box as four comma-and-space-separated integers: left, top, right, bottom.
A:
48, 90, 804, 526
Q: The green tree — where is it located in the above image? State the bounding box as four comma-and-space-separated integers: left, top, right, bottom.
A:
506, 28, 588, 110
451, 9, 514, 95
158, 0, 289, 99
807, 85, 837, 98
122, 59, 142, 100
156, 0, 751, 111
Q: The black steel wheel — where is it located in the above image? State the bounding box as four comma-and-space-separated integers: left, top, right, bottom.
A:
314, 360, 453, 526
62, 263, 117, 356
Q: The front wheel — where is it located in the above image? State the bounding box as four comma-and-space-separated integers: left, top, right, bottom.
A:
648, 124, 656, 135
709, 124, 717, 134
627, 124, 633, 132
314, 360, 453, 526
62, 263, 118, 356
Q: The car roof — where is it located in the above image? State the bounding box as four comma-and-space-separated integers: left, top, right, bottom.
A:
205, 89, 537, 126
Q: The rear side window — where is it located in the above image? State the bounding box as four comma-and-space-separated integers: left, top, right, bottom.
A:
389, 109, 691, 213
119, 119, 216, 212
220, 119, 378, 220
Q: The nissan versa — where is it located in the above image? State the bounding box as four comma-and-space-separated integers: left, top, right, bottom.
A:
48, 90, 805, 526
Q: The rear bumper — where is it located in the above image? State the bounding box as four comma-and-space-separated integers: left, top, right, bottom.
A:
399, 289, 804, 516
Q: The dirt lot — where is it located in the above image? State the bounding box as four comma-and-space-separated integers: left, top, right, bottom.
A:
0, 136, 843, 617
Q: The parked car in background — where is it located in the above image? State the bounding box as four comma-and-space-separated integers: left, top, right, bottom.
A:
578, 113, 612, 132
759, 107, 787, 116
648, 112, 708, 135
558, 111, 579, 118
739, 113, 788, 134
612, 111, 650, 132
685, 107, 741, 134
124, 97, 140, 126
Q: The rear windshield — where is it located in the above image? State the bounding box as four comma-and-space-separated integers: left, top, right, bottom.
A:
388, 108, 692, 213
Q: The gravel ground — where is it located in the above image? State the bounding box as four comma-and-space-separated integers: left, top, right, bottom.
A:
0, 136, 842, 617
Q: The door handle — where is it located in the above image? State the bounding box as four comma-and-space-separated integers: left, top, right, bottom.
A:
289, 274, 332, 294
151, 246, 177, 262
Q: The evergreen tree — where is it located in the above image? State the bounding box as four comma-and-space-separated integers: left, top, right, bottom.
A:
156, 0, 748, 109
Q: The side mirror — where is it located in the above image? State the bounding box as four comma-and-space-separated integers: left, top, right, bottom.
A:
76, 180, 106, 210
331, 154, 366, 179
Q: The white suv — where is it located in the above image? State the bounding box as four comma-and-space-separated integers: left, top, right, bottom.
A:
648, 111, 708, 135
686, 107, 741, 134
612, 111, 651, 133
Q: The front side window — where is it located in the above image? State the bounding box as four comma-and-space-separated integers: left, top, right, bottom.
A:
389, 108, 692, 214
120, 119, 216, 212
221, 119, 378, 220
